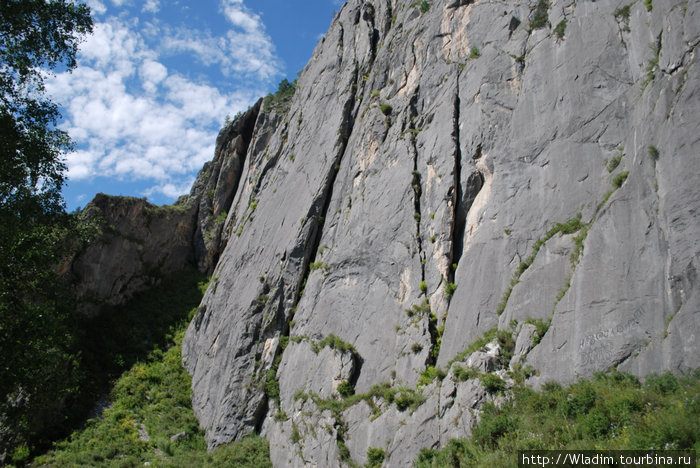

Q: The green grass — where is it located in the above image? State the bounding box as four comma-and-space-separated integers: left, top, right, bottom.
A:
31, 270, 272, 467
33, 277, 272, 467
607, 153, 623, 172
415, 370, 700, 466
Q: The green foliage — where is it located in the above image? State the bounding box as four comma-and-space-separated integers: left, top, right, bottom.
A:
480, 373, 507, 394
497, 214, 585, 315
311, 334, 356, 354
648, 145, 660, 162
379, 103, 393, 116
365, 447, 386, 467
419, 366, 447, 386
416, 370, 700, 465
607, 153, 623, 172
337, 380, 355, 398
445, 282, 457, 299
35, 309, 272, 466
309, 260, 329, 272
612, 170, 630, 188
420, 1, 431, 14
0, 2, 93, 459
525, 318, 551, 346
450, 327, 498, 366
530, 0, 549, 30
453, 365, 479, 382
614, 4, 632, 32
469, 46, 481, 59
554, 19, 567, 39
263, 78, 297, 113
644, 41, 661, 88
420, 280, 428, 294
644, 0, 653, 11
412, 342, 424, 353
406, 299, 431, 317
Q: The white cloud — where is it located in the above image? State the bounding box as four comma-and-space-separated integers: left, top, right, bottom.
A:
46, 16, 270, 201
85, 0, 107, 15
142, 0, 159, 13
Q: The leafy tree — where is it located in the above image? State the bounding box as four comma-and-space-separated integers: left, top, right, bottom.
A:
0, 0, 93, 462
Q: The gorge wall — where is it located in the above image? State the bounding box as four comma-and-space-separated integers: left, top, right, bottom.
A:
73, 0, 699, 465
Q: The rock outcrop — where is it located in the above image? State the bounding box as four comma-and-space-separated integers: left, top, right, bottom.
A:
68, 102, 261, 314
75, 0, 700, 465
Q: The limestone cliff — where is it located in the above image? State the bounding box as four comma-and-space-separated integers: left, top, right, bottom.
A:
76, 0, 699, 465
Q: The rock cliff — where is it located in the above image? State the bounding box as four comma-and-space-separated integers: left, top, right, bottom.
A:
76, 0, 699, 465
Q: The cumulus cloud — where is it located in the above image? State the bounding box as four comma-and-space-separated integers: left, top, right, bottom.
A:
158, 1, 281, 81
142, 0, 159, 13
46, 13, 272, 201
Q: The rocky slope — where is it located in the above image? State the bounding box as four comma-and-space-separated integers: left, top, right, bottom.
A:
74, 0, 698, 465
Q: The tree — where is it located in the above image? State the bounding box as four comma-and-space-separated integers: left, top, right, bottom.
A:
0, 1, 92, 462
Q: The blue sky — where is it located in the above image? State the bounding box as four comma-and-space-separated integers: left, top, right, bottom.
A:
49, 0, 343, 211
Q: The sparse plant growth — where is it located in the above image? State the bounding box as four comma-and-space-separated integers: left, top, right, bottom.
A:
415, 370, 700, 466
525, 318, 551, 345
289, 153, 295, 162
419, 366, 447, 386
614, 4, 632, 32
530, 0, 549, 30
612, 170, 630, 188
365, 447, 386, 468
470, 46, 481, 59
420, 280, 428, 294
263, 78, 297, 113
554, 19, 567, 39
607, 153, 623, 172
420, 0, 431, 14
445, 282, 457, 299
643, 41, 661, 89
497, 214, 585, 315
452, 365, 479, 382
380, 103, 393, 116
311, 334, 356, 355
648, 145, 660, 162
309, 261, 329, 272
406, 299, 431, 317
412, 342, 424, 353
290, 423, 302, 444
644, 0, 653, 11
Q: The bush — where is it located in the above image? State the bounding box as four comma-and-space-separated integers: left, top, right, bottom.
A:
530, 0, 549, 29
365, 447, 386, 467
470, 46, 481, 59
263, 78, 297, 113
648, 145, 660, 162
420, 0, 430, 14
453, 365, 479, 382
472, 402, 517, 448
420, 280, 428, 294
607, 153, 623, 172
445, 282, 457, 299
480, 374, 507, 394
337, 381, 355, 398
379, 103, 393, 116
554, 19, 567, 39
612, 170, 630, 188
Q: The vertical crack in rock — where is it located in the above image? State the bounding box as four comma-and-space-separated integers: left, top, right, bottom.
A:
449, 78, 464, 280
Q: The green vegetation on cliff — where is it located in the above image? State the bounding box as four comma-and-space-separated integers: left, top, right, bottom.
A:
416, 370, 700, 467
32, 272, 272, 468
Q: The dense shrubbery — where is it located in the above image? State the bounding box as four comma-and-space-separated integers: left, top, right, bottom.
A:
416, 370, 700, 466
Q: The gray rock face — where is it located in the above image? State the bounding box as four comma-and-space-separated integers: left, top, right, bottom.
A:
68, 194, 197, 315
68, 103, 260, 314
175, 0, 698, 464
